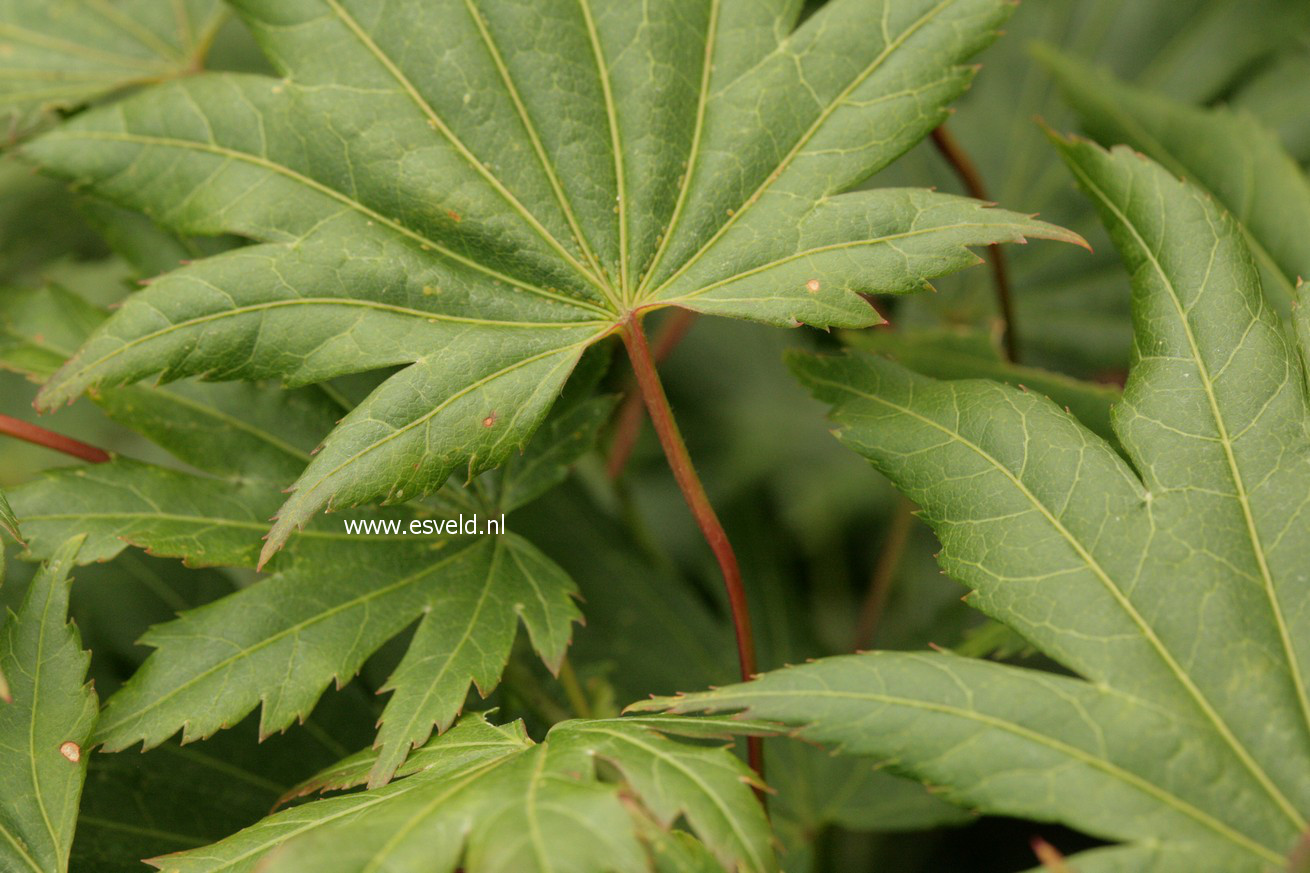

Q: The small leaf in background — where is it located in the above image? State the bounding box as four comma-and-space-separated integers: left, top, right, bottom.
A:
1035, 44, 1310, 308
11, 460, 287, 566
496, 394, 617, 513
0, 284, 107, 380
362, 532, 582, 787
0, 162, 106, 281
878, 0, 1309, 376
0, 536, 96, 873
0, 0, 227, 141
32, 541, 380, 872
640, 140, 1310, 871
2, 270, 588, 783
845, 326, 1121, 444
74, 198, 242, 281
1231, 50, 1310, 164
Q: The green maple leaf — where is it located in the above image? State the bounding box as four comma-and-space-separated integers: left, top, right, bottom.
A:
638, 139, 1310, 870
24, 0, 1081, 565
150, 713, 777, 873
5, 275, 609, 785
11, 455, 587, 787
66, 560, 374, 869
0, 0, 226, 141
0, 536, 98, 873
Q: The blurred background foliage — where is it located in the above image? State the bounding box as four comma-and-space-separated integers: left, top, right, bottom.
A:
1, 0, 1307, 870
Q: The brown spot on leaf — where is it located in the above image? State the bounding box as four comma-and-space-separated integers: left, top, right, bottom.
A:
447, 209, 462, 223
59, 741, 80, 763
806, 279, 821, 293
482, 412, 497, 428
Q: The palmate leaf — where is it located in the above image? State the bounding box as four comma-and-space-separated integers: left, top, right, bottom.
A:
23, 0, 1081, 565
51, 531, 378, 871
0, 0, 226, 141
638, 141, 1310, 871
10, 457, 584, 787
0, 536, 97, 873
4, 277, 601, 786
152, 713, 776, 873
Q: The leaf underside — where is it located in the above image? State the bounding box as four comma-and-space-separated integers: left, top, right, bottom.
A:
24, 0, 1080, 563
640, 139, 1310, 871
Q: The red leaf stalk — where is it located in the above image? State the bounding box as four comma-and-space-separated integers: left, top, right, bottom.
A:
620, 314, 764, 780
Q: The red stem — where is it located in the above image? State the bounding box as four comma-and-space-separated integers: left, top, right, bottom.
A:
0, 414, 110, 464
1030, 837, 1073, 873
607, 308, 698, 479
650, 308, 698, 362
620, 314, 764, 779
605, 393, 648, 480
1288, 828, 1310, 873
930, 124, 1018, 362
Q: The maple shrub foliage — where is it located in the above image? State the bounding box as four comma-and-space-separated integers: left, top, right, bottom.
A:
1, 1, 1308, 872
